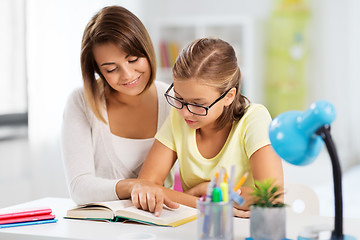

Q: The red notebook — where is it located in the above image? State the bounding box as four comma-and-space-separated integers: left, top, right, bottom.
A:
0, 207, 53, 221
0, 214, 55, 225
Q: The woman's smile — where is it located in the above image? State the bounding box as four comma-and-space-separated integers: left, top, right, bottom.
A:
122, 76, 140, 87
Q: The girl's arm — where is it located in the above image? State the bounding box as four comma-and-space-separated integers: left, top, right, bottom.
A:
130, 140, 198, 216
234, 144, 284, 215
250, 145, 284, 185
233, 105, 284, 218
184, 181, 210, 197
138, 140, 177, 185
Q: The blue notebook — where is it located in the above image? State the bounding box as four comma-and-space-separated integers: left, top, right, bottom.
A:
0, 218, 58, 229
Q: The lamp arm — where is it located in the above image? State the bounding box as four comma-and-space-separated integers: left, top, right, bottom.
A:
316, 125, 343, 240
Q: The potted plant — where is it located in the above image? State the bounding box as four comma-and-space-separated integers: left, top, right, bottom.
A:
249, 179, 286, 240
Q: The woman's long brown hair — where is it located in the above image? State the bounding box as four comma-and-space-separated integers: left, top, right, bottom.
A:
81, 6, 157, 123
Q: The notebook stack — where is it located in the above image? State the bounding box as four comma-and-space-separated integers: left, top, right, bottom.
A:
0, 207, 57, 228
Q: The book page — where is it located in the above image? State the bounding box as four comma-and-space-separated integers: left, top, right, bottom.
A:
66, 200, 132, 220
66, 200, 197, 226
98, 200, 133, 211
115, 204, 198, 226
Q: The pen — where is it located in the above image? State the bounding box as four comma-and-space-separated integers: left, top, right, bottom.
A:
234, 171, 249, 191
206, 177, 215, 202
202, 177, 215, 238
212, 187, 222, 238
212, 187, 222, 203
229, 165, 235, 195
231, 191, 245, 206
219, 173, 229, 239
215, 172, 219, 187
217, 168, 225, 188
220, 173, 229, 202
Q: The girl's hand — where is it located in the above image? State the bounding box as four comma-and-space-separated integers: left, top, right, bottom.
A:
233, 188, 251, 218
131, 180, 179, 217
233, 207, 250, 218
185, 181, 209, 197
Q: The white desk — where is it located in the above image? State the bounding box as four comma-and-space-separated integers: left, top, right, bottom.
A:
0, 198, 359, 240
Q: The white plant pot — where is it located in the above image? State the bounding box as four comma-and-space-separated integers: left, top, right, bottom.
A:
250, 206, 286, 240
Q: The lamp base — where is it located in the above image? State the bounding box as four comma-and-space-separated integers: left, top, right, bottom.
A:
297, 225, 357, 240
298, 235, 357, 240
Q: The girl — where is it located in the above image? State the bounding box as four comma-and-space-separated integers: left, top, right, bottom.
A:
61, 6, 173, 204
129, 37, 284, 218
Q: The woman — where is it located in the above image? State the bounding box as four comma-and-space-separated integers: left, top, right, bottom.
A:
61, 5, 172, 204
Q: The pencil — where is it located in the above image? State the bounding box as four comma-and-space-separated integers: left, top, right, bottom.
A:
233, 171, 249, 191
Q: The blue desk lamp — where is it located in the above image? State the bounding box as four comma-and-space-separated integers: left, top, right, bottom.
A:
269, 100, 355, 240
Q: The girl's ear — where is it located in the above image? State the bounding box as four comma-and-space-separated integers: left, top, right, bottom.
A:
224, 88, 237, 106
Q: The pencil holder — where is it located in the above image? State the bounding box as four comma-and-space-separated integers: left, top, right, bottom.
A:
197, 200, 233, 240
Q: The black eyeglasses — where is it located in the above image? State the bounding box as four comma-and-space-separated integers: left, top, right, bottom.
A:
164, 83, 231, 116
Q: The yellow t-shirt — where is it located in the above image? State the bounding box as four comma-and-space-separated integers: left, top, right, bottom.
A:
155, 104, 272, 192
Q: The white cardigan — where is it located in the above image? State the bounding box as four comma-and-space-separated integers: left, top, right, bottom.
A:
61, 81, 171, 204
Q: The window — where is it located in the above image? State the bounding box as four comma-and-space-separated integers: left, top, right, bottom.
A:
0, 0, 27, 140
0, 0, 27, 126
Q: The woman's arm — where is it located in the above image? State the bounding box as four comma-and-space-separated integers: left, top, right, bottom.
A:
130, 140, 198, 216
62, 90, 119, 204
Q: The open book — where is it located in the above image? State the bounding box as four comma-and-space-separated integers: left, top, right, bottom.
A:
65, 199, 197, 227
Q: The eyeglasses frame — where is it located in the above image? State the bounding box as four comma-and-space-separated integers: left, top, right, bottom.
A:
164, 83, 232, 116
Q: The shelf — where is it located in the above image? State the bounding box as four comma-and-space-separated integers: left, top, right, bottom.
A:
150, 15, 256, 100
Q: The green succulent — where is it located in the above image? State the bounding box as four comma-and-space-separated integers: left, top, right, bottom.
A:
250, 179, 285, 208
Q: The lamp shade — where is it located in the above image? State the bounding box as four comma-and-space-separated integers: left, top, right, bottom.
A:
269, 100, 336, 166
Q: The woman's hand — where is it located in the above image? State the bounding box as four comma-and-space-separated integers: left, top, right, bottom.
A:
131, 180, 179, 217
185, 181, 209, 197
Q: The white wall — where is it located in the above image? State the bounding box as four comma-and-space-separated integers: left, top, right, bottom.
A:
308, 0, 360, 171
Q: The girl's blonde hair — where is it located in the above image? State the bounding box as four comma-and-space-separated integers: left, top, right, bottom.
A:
173, 37, 249, 129
81, 6, 157, 123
